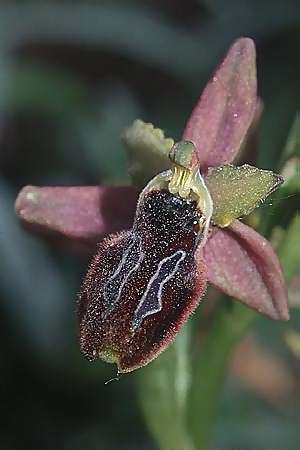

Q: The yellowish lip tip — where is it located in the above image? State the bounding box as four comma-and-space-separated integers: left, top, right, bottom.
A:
99, 348, 119, 364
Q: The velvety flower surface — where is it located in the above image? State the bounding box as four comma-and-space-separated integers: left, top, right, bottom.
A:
15, 37, 289, 372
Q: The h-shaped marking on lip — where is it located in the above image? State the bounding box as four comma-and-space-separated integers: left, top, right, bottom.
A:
132, 250, 186, 330
103, 235, 143, 317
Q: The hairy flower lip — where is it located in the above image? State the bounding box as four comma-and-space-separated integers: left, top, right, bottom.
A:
79, 197, 208, 373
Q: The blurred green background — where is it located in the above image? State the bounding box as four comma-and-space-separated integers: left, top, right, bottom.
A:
0, 1, 299, 449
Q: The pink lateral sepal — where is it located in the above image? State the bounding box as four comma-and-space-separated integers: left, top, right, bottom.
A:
202, 220, 289, 320
15, 185, 138, 247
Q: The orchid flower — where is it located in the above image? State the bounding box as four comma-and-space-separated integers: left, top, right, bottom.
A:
15, 38, 289, 373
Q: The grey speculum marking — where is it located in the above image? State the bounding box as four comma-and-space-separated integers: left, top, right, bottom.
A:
103, 236, 142, 317
132, 250, 186, 330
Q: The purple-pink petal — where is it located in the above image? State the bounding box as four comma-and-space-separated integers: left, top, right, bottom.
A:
236, 97, 264, 165
15, 185, 138, 248
183, 37, 257, 170
202, 220, 289, 320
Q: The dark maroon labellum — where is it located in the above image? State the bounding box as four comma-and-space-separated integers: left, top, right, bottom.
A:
79, 189, 206, 373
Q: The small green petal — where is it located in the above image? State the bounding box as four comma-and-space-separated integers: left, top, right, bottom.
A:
205, 164, 283, 227
122, 119, 174, 188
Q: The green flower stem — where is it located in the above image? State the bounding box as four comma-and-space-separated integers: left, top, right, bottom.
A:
187, 301, 255, 449
138, 301, 255, 450
137, 324, 194, 450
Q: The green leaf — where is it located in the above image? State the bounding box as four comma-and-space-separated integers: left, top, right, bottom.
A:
205, 164, 283, 227
138, 325, 193, 450
122, 119, 173, 188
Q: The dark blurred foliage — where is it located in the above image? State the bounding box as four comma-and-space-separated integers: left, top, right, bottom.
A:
0, 1, 299, 449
